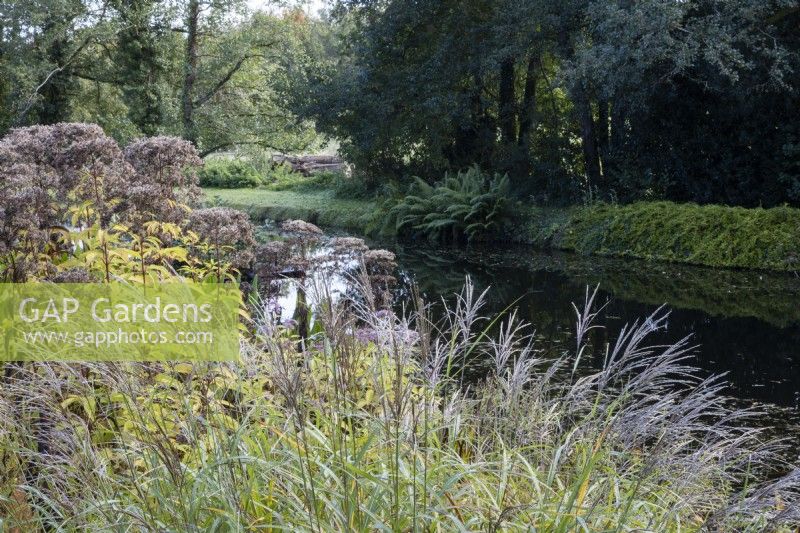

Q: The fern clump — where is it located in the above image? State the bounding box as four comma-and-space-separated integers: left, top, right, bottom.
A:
377, 166, 511, 242
198, 159, 263, 189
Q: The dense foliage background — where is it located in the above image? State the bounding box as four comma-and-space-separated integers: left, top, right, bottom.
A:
2, 0, 799, 206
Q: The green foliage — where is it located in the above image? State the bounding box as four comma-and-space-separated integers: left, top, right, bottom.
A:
204, 188, 375, 231
2, 283, 798, 530
0, 1, 324, 158
303, 0, 800, 207
198, 159, 262, 188
205, 185, 800, 272
545, 201, 800, 271
261, 164, 326, 191
378, 166, 512, 242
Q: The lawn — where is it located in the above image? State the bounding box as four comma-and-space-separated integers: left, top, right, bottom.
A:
203, 188, 376, 231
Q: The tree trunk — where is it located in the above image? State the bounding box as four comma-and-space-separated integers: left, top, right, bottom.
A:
574, 87, 602, 188
610, 98, 626, 153
498, 56, 516, 145
38, 21, 72, 125
597, 98, 609, 155
517, 53, 539, 152
182, 0, 200, 146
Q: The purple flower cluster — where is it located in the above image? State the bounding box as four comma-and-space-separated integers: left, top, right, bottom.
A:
122, 136, 203, 229
188, 207, 256, 269
0, 123, 208, 280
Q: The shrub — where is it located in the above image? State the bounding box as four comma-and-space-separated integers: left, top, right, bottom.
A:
376, 165, 512, 242
330, 172, 374, 199
198, 159, 262, 188
262, 164, 332, 191
0, 125, 203, 281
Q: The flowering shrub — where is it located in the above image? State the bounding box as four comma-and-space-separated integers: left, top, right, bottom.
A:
0, 123, 239, 284
187, 207, 256, 277
122, 136, 203, 228
0, 123, 129, 280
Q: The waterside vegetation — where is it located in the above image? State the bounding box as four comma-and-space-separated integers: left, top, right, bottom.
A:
207, 186, 800, 272
3, 124, 800, 530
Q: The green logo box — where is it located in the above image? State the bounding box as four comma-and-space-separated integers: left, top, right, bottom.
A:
0, 283, 241, 361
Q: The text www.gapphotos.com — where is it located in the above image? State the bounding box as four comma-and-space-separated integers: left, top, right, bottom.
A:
20, 328, 214, 348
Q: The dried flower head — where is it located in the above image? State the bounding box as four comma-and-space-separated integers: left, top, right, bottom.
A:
0, 123, 128, 279
188, 207, 256, 270
281, 219, 323, 236
255, 240, 290, 279
330, 237, 368, 254
364, 249, 396, 266
49, 267, 93, 283
122, 136, 203, 228
363, 248, 397, 309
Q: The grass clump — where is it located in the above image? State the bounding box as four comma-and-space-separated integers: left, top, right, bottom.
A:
2, 279, 800, 531
198, 158, 263, 188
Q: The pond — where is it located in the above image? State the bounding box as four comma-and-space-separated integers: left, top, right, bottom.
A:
265, 225, 800, 444
389, 242, 800, 439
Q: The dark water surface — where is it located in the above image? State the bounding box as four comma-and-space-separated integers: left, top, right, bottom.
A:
266, 221, 800, 443
385, 242, 800, 432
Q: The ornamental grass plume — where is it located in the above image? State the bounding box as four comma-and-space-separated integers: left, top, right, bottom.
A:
1, 276, 800, 530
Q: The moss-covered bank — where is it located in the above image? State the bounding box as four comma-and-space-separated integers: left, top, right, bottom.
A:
204, 189, 800, 272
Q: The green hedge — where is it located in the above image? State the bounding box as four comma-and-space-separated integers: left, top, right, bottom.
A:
540, 201, 800, 271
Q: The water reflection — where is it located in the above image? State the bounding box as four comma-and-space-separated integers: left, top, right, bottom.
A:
390, 243, 800, 413
261, 227, 800, 437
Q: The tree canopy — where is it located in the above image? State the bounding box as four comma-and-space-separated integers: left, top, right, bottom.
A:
302, 0, 800, 206
0, 0, 324, 156
2, 0, 799, 206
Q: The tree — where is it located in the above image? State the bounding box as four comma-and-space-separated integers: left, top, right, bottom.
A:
111, 0, 171, 135
305, 0, 800, 206
0, 0, 115, 126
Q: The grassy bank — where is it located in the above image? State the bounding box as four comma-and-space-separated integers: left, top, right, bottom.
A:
204, 188, 375, 231
204, 188, 800, 271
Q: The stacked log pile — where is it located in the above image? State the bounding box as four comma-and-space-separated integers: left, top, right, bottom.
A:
272, 154, 345, 175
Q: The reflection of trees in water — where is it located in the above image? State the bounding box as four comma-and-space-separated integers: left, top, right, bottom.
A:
396, 244, 800, 327
392, 243, 800, 409
261, 233, 800, 409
